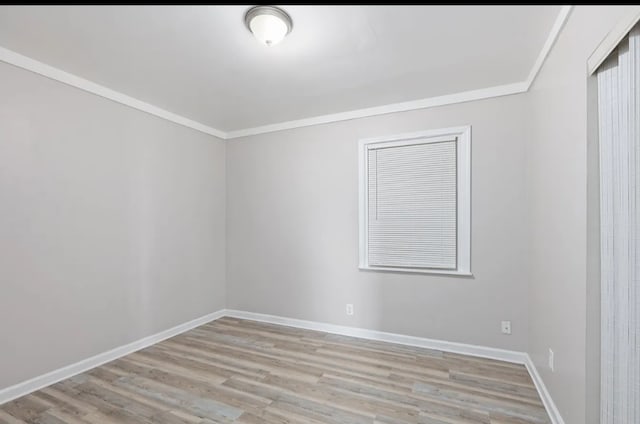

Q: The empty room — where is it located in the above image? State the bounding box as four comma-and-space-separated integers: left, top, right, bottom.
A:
1, 5, 639, 424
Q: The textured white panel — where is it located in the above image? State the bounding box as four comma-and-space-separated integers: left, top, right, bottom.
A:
597, 22, 640, 424
367, 140, 457, 269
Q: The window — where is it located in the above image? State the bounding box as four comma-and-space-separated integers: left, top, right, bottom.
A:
358, 126, 471, 275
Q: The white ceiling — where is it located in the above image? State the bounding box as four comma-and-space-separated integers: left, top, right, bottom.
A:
0, 5, 561, 133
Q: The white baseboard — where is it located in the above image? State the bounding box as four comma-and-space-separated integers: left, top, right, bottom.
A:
0, 307, 565, 424
524, 354, 566, 424
224, 309, 565, 424
224, 309, 527, 363
0, 309, 226, 405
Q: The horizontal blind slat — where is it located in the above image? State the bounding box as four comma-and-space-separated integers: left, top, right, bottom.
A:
368, 140, 457, 269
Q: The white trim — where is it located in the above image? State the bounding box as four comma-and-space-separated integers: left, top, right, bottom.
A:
0, 6, 570, 140
224, 309, 527, 364
0, 308, 563, 424
524, 354, 566, 424
0, 46, 226, 140
457, 126, 472, 273
358, 126, 471, 275
358, 265, 472, 276
226, 83, 526, 139
358, 137, 368, 269
524, 5, 573, 89
365, 134, 457, 150
0, 309, 226, 406
588, 7, 640, 75
225, 5, 571, 139
226, 310, 563, 424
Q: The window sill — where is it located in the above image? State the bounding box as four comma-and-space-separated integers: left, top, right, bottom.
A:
359, 265, 473, 277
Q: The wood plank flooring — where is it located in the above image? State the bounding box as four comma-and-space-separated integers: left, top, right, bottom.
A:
0, 317, 551, 424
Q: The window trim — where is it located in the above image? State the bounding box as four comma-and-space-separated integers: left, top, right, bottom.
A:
358, 126, 472, 276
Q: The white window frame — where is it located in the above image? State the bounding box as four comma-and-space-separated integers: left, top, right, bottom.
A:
358, 126, 471, 276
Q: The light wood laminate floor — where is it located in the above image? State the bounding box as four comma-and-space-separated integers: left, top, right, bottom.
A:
0, 317, 550, 424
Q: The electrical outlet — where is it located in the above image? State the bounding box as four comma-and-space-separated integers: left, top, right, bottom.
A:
346, 304, 354, 316
548, 348, 555, 372
501, 320, 511, 335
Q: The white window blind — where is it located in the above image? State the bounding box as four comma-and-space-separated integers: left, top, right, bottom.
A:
367, 139, 457, 269
359, 126, 471, 276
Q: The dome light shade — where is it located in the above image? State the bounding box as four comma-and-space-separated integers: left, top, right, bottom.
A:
245, 6, 292, 46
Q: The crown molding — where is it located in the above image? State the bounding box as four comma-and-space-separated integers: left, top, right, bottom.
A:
226, 5, 572, 139
524, 5, 573, 89
0, 6, 572, 141
0, 46, 226, 140
587, 6, 640, 75
226, 82, 527, 139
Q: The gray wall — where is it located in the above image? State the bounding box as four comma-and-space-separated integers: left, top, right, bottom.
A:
526, 6, 640, 423
227, 93, 530, 351
0, 62, 226, 389
4, 7, 639, 421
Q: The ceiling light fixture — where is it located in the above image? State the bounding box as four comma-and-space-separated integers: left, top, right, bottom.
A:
244, 6, 292, 47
